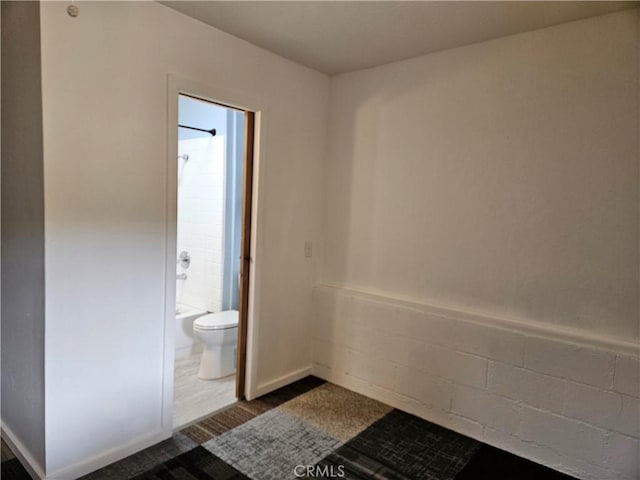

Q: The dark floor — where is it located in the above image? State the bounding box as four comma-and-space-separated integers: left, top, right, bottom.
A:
1, 376, 576, 480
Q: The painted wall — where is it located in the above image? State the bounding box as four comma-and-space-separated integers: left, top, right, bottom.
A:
0, 1, 46, 474
222, 110, 245, 312
315, 9, 639, 480
323, 9, 639, 342
178, 95, 226, 141
313, 287, 639, 480
12, 2, 636, 478
39, 1, 328, 476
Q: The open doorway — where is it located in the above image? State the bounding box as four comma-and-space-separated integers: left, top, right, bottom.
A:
172, 94, 253, 429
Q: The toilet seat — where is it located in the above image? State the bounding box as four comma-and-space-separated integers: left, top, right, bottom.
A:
194, 310, 238, 331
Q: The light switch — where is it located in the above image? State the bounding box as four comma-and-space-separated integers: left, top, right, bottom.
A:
304, 241, 312, 258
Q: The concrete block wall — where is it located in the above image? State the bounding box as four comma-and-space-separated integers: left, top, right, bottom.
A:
311, 285, 639, 480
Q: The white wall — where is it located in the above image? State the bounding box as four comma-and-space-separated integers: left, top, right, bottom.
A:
313, 287, 639, 480
18, 3, 638, 478
315, 9, 639, 480
39, 1, 328, 476
177, 136, 225, 313
0, 2, 46, 476
323, 9, 639, 341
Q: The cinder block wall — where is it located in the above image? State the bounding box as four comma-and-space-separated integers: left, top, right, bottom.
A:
311, 286, 639, 480
316, 9, 639, 480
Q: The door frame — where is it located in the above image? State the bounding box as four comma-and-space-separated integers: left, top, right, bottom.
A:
163, 75, 268, 435
235, 110, 255, 400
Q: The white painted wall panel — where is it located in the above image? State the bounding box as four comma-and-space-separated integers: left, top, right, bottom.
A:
39, 1, 328, 475
317, 11, 639, 479
0, 2, 46, 474
323, 9, 639, 341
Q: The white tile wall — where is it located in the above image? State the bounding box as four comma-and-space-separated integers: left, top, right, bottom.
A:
176, 137, 225, 314
311, 285, 640, 480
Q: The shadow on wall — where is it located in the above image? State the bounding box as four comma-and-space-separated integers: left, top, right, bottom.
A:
322, 10, 639, 340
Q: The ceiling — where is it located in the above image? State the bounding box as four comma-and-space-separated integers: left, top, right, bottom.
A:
161, 1, 637, 75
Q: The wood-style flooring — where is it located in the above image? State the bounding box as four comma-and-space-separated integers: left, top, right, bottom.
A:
173, 353, 236, 429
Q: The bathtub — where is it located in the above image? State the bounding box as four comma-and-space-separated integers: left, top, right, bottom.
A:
175, 303, 208, 360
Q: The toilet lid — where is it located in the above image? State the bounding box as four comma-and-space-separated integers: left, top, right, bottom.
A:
194, 310, 238, 330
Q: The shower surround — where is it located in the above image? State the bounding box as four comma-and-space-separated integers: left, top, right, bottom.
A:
176, 135, 225, 318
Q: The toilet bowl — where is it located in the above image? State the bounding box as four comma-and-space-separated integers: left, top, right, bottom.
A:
193, 310, 238, 380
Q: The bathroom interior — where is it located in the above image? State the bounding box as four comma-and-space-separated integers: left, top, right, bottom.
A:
173, 94, 245, 429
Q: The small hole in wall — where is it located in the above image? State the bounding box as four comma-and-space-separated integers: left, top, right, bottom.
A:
67, 4, 79, 17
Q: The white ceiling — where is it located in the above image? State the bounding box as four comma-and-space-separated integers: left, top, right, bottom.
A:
161, 1, 637, 75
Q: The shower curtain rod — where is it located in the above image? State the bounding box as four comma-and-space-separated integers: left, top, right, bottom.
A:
178, 124, 217, 136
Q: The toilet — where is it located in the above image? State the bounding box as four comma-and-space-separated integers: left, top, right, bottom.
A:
193, 310, 239, 380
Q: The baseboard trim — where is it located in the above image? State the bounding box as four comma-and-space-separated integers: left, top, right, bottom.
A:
254, 366, 313, 398
1, 422, 46, 480
316, 284, 639, 356
44, 428, 167, 479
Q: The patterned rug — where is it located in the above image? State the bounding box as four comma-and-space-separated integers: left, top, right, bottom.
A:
1, 376, 576, 480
